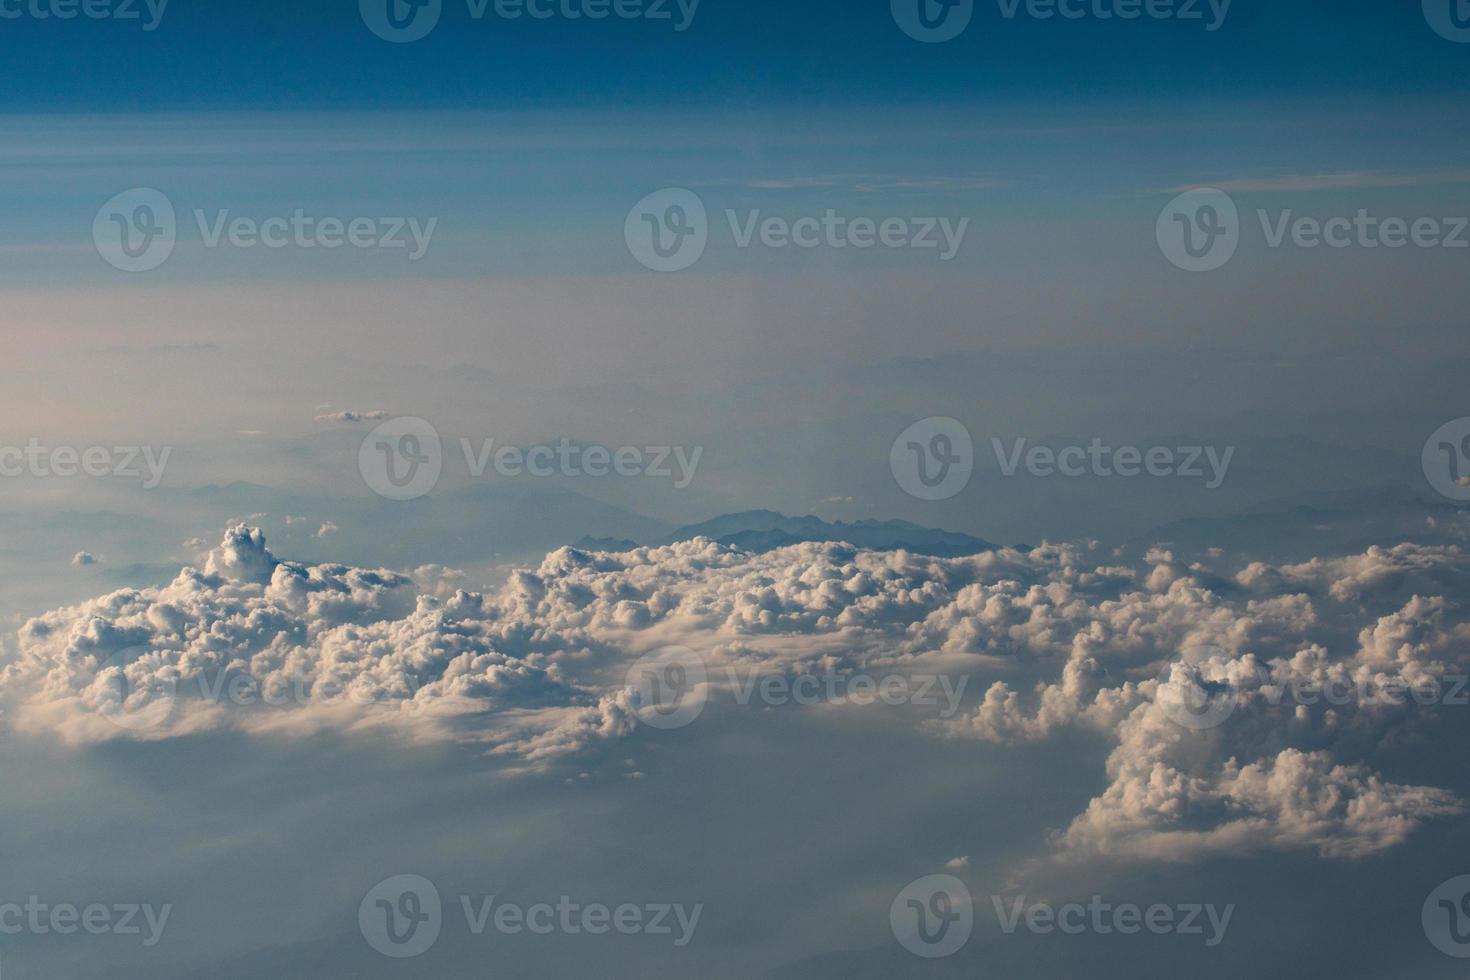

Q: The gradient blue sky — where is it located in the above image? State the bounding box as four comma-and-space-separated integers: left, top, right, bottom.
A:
4, 0, 1467, 110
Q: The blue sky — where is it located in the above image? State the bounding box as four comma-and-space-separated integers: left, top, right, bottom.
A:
2, 0, 1466, 111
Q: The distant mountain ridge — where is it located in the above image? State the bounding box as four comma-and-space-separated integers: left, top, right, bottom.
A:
1131, 485, 1469, 563
574, 510, 996, 557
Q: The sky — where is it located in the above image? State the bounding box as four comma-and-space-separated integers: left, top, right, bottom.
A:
4, 1, 1470, 977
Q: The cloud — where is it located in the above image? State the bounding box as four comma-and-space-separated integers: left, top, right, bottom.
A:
315, 522, 338, 538
314, 409, 389, 423
933, 542, 1470, 861
5, 528, 1468, 863
1166, 169, 1470, 193
694, 174, 1009, 192
5, 526, 604, 757
71, 552, 97, 567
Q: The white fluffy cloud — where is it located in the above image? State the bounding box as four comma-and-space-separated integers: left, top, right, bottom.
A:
4, 526, 1467, 864
933, 543, 1470, 861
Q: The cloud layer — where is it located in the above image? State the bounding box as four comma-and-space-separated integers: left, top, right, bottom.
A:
5, 527, 1467, 864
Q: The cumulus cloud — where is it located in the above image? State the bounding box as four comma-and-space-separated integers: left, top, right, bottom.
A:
5, 526, 605, 756
70, 552, 97, 567
933, 542, 1470, 861
5, 527, 1468, 863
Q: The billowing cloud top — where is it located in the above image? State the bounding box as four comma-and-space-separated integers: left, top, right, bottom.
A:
5, 526, 1468, 864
